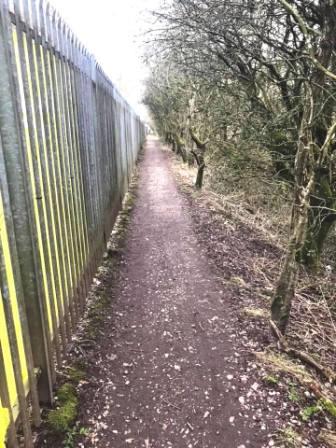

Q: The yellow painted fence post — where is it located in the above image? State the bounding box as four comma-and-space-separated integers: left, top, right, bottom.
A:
0, 407, 9, 448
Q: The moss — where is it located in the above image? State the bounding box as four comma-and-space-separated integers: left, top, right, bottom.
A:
300, 404, 321, 421
288, 385, 300, 403
48, 402, 77, 433
84, 293, 110, 334
124, 193, 136, 207
320, 398, 336, 418
57, 383, 77, 402
47, 383, 78, 433
262, 374, 279, 385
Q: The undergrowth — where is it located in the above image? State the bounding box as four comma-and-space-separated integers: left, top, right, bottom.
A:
167, 144, 336, 446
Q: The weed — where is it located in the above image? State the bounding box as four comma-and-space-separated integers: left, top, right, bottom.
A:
262, 374, 279, 386
67, 366, 86, 383
319, 398, 336, 418
63, 425, 89, 448
300, 404, 321, 421
276, 426, 302, 447
288, 385, 300, 403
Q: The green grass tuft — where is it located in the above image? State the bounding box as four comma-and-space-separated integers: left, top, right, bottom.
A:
262, 374, 279, 385
320, 398, 336, 418
67, 366, 86, 383
47, 383, 78, 433
300, 404, 321, 421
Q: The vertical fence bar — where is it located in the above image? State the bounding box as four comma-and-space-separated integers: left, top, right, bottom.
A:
68, 36, 90, 303
0, 339, 18, 448
63, 29, 86, 310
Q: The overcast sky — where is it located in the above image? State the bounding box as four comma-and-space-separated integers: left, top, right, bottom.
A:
50, 0, 162, 120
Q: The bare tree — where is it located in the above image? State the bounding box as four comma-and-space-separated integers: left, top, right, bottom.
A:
271, 0, 336, 333
145, 0, 336, 333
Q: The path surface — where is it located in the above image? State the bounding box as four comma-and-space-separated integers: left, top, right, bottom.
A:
81, 137, 265, 448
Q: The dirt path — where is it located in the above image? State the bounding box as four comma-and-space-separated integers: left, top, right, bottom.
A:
79, 137, 270, 448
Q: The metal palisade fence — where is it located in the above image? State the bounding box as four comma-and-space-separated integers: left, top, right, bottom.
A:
0, 0, 145, 446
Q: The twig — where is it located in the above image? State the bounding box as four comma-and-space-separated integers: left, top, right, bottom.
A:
186, 422, 194, 431
162, 398, 181, 410
270, 320, 336, 383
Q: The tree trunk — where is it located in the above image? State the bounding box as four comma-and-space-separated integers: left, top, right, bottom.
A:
177, 143, 187, 163
271, 173, 314, 333
271, 1, 336, 333
195, 154, 205, 189
174, 133, 187, 163
187, 151, 194, 167
271, 91, 315, 333
300, 216, 336, 269
189, 127, 207, 189
181, 145, 187, 163
223, 125, 228, 141
271, 245, 297, 334
300, 169, 336, 269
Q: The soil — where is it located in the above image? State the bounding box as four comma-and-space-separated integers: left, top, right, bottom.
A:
75, 136, 278, 448
36, 136, 333, 447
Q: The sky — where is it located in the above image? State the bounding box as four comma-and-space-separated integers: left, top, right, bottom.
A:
50, 0, 162, 121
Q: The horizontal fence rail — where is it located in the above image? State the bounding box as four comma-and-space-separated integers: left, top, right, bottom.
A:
0, 0, 145, 445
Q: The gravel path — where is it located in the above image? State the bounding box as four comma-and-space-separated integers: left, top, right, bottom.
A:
80, 137, 267, 448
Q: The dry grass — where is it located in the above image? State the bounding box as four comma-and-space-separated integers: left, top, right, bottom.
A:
288, 285, 336, 370
318, 429, 336, 447
166, 144, 336, 446
167, 149, 289, 249
255, 351, 313, 384
168, 143, 336, 387
206, 150, 291, 241
242, 307, 269, 319
275, 426, 303, 448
